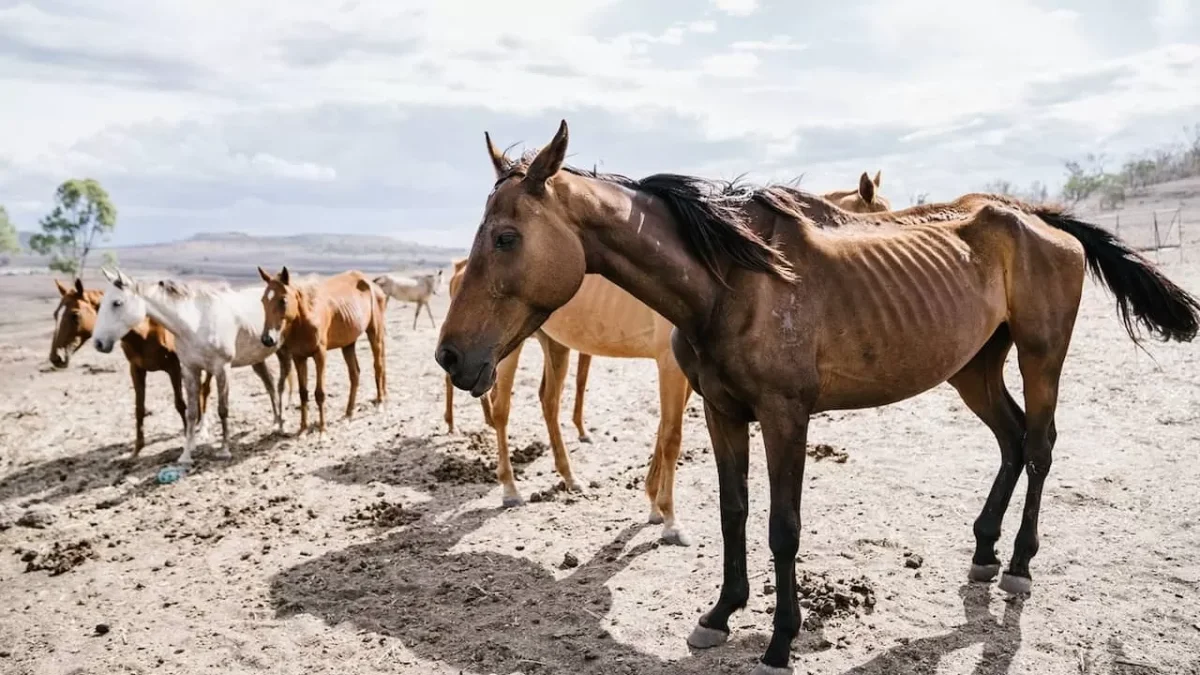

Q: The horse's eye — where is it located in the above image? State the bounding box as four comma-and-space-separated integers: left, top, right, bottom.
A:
112, 299, 124, 308
495, 231, 520, 251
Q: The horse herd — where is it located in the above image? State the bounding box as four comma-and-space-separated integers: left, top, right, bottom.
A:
42, 121, 1200, 675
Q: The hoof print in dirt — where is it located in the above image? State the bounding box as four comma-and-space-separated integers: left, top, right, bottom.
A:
345, 500, 421, 529
797, 570, 876, 631
23, 539, 97, 576
431, 455, 499, 485
806, 443, 849, 463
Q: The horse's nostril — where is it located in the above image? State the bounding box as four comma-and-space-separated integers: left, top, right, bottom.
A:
435, 344, 461, 374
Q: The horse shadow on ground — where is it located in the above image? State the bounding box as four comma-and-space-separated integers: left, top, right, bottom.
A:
0, 428, 289, 507
272, 435, 1026, 675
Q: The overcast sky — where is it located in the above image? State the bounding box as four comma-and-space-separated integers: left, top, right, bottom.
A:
2, 0, 1199, 248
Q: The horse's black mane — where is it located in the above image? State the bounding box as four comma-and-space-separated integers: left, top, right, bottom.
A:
495, 150, 798, 284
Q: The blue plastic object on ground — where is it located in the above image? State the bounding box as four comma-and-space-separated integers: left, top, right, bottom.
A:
156, 466, 186, 484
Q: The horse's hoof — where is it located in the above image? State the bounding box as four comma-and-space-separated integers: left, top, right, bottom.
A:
502, 495, 524, 508
647, 511, 665, 525
660, 527, 692, 547
578, 434, 593, 444
968, 563, 1001, 582
687, 624, 729, 649
998, 572, 1032, 595
563, 478, 585, 493
750, 664, 793, 675
214, 449, 232, 460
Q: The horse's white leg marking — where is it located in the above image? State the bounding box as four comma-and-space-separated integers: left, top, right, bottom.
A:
178, 365, 202, 465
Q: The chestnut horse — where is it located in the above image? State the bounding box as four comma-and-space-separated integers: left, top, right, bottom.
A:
258, 267, 388, 433
444, 256, 694, 545
822, 170, 890, 213
49, 277, 212, 454
436, 121, 1200, 674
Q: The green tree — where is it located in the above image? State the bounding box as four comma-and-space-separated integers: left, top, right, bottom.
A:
0, 205, 20, 258
29, 179, 117, 276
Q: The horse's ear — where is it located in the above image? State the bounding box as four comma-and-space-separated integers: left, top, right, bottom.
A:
74, 278, 85, 295
873, 170, 882, 187
116, 270, 133, 289
279, 266, 290, 286
484, 131, 508, 179
524, 119, 569, 189
54, 279, 70, 296
257, 266, 272, 283
101, 267, 119, 284
858, 171, 876, 204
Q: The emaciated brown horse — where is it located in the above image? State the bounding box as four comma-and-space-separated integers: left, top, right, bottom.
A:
436, 121, 1200, 675
49, 277, 212, 454
258, 267, 388, 433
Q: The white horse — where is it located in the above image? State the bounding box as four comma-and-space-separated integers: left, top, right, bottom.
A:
373, 270, 443, 330
93, 268, 292, 465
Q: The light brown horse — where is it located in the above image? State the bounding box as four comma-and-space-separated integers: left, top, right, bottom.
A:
258, 267, 388, 433
822, 170, 889, 213
436, 121, 1200, 675
444, 255, 694, 544
50, 277, 211, 454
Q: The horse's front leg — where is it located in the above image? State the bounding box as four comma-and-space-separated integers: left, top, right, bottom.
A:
687, 400, 751, 650
313, 346, 328, 432
214, 365, 232, 459
753, 401, 811, 675
177, 365, 203, 465
130, 364, 148, 456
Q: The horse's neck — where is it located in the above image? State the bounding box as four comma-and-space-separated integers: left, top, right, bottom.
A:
137, 284, 199, 341
289, 285, 323, 335
570, 176, 718, 334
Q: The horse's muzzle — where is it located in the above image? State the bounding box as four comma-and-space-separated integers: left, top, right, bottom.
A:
261, 334, 277, 348
94, 338, 114, 354
435, 343, 495, 397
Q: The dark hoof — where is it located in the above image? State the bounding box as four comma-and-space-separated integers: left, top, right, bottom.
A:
686, 624, 729, 649
578, 434, 593, 444
502, 495, 524, 508
968, 563, 1001, 582
998, 572, 1032, 595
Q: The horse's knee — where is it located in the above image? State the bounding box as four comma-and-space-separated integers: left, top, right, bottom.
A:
315, 388, 326, 406
767, 509, 800, 558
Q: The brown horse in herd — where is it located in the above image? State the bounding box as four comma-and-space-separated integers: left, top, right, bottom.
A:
258, 267, 388, 433
436, 121, 1200, 674
49, 278, 213, 454
822, 170, 889, 213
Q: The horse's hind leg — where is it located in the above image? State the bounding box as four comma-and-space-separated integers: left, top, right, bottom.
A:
412, 302, 421, 331
535, 332, 581, 492
367, 312, 386, 405
947, 324, 1026, 582
342, 344, 361, 418
573, 353, 592, 443
423, 300, 436, 328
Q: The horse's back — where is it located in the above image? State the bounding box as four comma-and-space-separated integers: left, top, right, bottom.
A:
322, 271, 377, 349
541, 274, 663, 358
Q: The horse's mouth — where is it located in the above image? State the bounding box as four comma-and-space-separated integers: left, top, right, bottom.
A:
452, 362, 496, 398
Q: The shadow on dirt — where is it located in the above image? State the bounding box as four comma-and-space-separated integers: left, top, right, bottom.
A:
274, 434, 1027, 675
0, 428, 288, 507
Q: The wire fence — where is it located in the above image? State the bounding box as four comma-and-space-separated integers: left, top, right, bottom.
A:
1076, 206, 1186, 263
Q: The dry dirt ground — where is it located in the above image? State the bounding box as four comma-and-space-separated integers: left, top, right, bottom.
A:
1, 260, 1199, 675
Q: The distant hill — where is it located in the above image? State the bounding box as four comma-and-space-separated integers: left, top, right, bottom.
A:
1, 230, 467, 282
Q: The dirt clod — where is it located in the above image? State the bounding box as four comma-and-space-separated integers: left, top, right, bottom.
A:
807, 444, 849, 463
24, 540, 97, 576
94, 623, 110, 636
904, 553, 923, 569
345, 500, 421, 529
511, 441, 548, 465
798, 570, 876, 630
560, 553, 580, 569
432, 456, 497, 485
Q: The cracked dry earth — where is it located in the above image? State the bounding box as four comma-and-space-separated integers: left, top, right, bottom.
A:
2, 266, 1200, 675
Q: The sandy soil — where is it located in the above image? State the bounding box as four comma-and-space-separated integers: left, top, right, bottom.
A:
1, 260, 1199, 675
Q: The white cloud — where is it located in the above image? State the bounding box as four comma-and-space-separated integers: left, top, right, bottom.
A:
0, 0, 1197, 245
710, 0, 760, 16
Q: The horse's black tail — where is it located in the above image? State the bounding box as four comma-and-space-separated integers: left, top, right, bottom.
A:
1037, 207, 1200, 344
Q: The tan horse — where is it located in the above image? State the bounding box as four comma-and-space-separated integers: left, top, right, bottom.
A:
437, 121, 1200, 675
443, 255, 693, 544
50, 278, 212, 454
822, 170, 889, 213
374, 271, 443, 330
258, 267, 388, 433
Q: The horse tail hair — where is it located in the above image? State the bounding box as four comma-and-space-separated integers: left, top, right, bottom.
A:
1037, 207, 1200, 344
